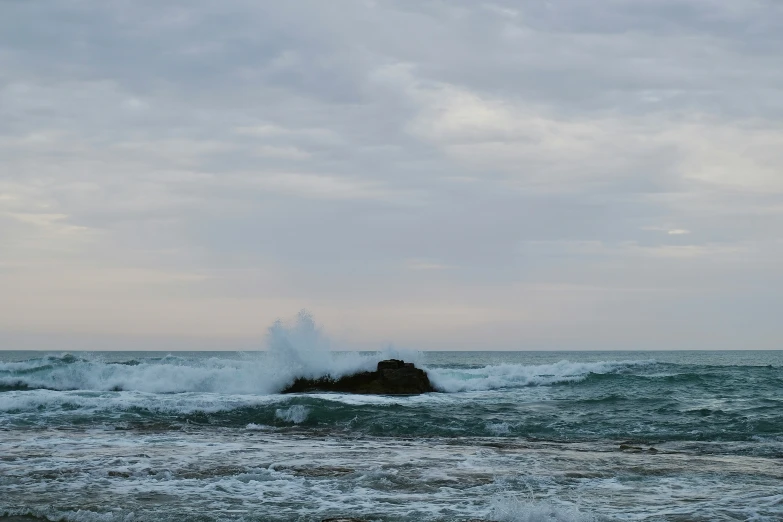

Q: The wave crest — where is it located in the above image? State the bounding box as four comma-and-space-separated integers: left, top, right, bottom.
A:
428, 360, 654, 392
0, 312, 382, 394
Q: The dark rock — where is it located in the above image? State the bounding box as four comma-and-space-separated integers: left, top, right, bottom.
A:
282, 359, 435, 395
376, 359, 415, 370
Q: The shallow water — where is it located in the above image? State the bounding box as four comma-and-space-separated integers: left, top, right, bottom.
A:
1, 349, 782, 521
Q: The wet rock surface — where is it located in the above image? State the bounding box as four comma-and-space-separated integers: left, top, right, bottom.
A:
283, 359, 435, 395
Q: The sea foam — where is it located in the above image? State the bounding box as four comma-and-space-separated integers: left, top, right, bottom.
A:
275, 405, 310, 424
490, 496, 597, 522
0, 311, 652, 402
428, 359, 652, 392
0, 311, 379, 395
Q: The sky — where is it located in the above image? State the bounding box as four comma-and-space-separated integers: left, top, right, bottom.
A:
1, 0, 782, 351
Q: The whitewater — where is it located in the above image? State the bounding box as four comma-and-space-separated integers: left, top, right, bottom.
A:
1, 315, 782, 521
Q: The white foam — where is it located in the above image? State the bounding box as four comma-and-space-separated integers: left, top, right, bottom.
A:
0, 314, 654, 412
0, 389, 285, 418
486, 421, 512, 435
0, 312, 382, 395
490, 496, 597, 522
2, 429, 781, 522
428, 359, 653, 392
274, 405, 310, 424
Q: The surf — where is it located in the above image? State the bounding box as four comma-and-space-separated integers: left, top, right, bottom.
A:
0, 312, 382, 394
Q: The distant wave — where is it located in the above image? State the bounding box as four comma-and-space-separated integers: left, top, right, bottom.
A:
4, 312, 658, 396
0, 312, 389, 394
0, 354, 654, 395
0, 311, 745, 401
0, 352, 374, 394
428, 359, 655, 392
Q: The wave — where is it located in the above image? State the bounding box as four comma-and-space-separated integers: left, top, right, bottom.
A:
275, 404, 310, 424
0, 353, 328, 394
0, 310, 651, 396
0, 312, 389, 394
3, 312, 772, 401
428, 359, 654, 392
0, 354, 653, 395
4, 388, 780, 447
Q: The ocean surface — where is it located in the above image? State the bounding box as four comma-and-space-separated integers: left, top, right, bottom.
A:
1, 346, 781, 521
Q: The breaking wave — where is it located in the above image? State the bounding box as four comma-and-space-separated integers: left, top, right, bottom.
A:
0, 353, 651, 395
275, 404, 310, 424
0, 311, 381, 394
0, 310, 653, 396
428, 359, 654, 392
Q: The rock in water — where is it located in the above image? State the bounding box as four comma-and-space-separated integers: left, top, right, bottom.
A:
282, 359, 435, 395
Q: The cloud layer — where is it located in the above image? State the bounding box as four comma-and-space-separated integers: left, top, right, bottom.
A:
1, 0, 781, 349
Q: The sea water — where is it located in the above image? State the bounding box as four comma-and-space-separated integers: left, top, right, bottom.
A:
1, 326, 781, 521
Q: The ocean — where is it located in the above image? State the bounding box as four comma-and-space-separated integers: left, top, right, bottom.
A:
1, 347, 781, 522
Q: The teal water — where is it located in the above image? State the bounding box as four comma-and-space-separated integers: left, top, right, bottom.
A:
1, 350, 782, 521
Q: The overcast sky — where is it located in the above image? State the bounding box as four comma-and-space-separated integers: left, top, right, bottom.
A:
1, 0, 782, 350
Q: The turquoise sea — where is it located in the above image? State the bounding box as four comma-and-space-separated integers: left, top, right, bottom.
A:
1, 349, 781, 521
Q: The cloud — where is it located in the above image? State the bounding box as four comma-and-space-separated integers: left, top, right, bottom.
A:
4, 212, 92, 234
245, 172, 408, 202
405, 259, 453, 271
0, 0, 781, 348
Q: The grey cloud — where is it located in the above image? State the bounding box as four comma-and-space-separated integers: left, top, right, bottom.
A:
0, 0, 781, 348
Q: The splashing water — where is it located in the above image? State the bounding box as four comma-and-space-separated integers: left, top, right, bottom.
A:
0, 311, 382, 395
266, 310, 376, 381
490, 496, 598, 522
275, 405, 311, 424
